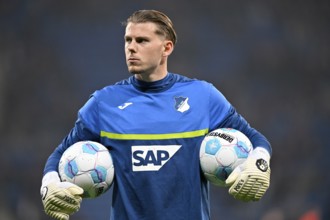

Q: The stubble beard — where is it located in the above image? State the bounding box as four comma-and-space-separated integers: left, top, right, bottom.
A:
128, 66, 142, 75
128, 64, 154, 76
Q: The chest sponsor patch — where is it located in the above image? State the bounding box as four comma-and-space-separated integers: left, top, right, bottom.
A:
132, 145, 182, 171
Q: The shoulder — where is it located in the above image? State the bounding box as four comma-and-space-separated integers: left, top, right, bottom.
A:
92, 77, 134, 97
172, 73, 216, 91
113, 76, 134, 86
173, 73, 228, 104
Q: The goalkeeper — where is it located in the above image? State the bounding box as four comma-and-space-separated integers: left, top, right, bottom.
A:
40, 9, 271, 220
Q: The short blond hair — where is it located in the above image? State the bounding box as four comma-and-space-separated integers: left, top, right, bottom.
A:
123, 10, 177, 45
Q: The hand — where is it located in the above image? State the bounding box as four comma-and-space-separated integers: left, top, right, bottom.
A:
225, 147, 271, 202
41, 172, 84, 220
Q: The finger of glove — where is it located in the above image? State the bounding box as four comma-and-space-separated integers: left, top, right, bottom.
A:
225, 169, 239, 186
46, 210, 69, 220
46, 183, 83, 206
54, 188, 82, 206
45, 200, 80, 215
45, 191, 82, 213
66, 185, 84, 196
233, 180, 263, 202
234, 183, 265, 202
229, 173, 269, 202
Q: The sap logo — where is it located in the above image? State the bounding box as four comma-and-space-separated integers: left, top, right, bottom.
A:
132, 145, 181, 171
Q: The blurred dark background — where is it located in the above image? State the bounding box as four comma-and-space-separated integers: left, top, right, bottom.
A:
1, 0, 329, 219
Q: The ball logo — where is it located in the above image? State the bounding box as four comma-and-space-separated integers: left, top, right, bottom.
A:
132, 145, 182, 171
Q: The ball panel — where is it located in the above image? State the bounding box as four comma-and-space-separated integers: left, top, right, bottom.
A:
90, 166, 107, 184
204, 138, 222, 155
74, 172, 95, 188
216, 147, 237, 166
95, 151, 113, 168
75, 154, 96, 171
82, 142, 100, 155
200, 154, 220, 174
235, 141, 251, 158
85, 182, 108, 198
215, 166, 232, 185
64, 160, 79, 179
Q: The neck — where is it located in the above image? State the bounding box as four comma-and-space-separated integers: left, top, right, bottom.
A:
133, 61, 168, 82
134, 71, 167, 82
131, 72, 175, 93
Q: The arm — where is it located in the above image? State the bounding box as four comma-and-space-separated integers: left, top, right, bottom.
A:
41, 95, 100, 219
220, 107, 271, 202
208, 84, 271, 202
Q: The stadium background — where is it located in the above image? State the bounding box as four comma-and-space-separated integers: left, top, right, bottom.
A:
0, 1, 329, 219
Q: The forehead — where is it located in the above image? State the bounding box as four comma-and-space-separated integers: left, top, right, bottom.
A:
125, 22, 160, 37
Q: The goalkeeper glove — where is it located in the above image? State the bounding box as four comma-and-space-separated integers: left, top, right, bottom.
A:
225, 147, 271, 202
41, 171, 84, 220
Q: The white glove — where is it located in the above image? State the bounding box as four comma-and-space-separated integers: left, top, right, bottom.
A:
41, 171, 84, 220
225, 147, 271, 202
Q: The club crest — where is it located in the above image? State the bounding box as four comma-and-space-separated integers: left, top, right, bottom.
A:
174, 96, 190, 113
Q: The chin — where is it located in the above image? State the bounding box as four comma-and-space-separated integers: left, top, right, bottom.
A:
128, 67, 143, 75
128, 70, 140, 75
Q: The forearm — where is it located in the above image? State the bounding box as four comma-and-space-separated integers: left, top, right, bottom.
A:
219, 106, 272, 156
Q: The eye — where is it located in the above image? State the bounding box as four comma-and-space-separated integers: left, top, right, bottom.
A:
136, 37, 148, 43
125, 37, 132, 43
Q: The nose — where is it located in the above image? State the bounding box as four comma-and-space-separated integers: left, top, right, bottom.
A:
126, 41, 136, 53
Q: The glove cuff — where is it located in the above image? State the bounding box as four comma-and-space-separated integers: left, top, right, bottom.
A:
40, 171, 61, 195
250, 147, 270, 162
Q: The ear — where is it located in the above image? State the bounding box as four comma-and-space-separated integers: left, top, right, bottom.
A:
163, 40, 174, 57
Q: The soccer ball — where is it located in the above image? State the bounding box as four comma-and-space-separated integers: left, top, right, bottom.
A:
58, 141, 115, 198
199, 128, 252, 187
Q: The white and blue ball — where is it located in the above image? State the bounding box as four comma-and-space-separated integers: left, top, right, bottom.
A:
58, 141, 115, 198
200, 128, 252, 187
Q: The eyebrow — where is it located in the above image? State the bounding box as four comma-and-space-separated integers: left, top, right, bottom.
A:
124, 35, 151, 40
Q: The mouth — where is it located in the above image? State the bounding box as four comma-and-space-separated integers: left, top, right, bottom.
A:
128, 57, 139, 61
127, 57, 140, 66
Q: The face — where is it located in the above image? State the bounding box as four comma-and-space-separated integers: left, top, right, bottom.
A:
124, 22, 172, 80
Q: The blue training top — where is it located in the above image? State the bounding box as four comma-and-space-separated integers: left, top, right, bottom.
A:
44, 72, 271, 220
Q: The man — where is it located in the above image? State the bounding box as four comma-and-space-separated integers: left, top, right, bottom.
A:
41, 9, 271, 220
